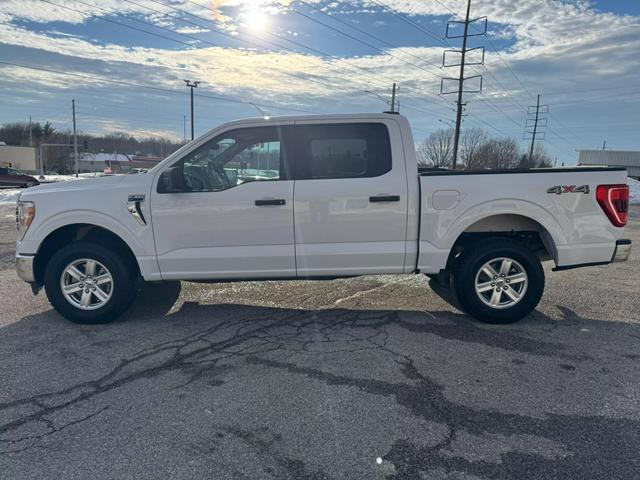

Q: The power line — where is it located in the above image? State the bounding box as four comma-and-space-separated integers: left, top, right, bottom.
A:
296, 0, 442, 71
0, 60, 319, 115
36, 0, 462, 116
370, 0, 450, 45
185, 0, 464, 108
132, 0, 393, 91
114, 0, 450, 110
43, 0, 381, 99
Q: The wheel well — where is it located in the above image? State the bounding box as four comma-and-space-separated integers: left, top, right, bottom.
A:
444, 214, 555, 271
34, 224, 140, 284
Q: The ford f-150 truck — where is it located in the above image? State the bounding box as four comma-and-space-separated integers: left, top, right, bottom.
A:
15, 113, 631, 325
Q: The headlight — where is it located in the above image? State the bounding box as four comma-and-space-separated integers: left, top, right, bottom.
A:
16, 201, 35, 241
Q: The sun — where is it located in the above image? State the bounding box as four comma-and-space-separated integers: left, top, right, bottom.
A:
243, 7, 269, 33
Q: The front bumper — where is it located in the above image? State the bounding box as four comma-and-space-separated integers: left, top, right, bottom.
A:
612, 239, 632, 263
15, 254, 35, 282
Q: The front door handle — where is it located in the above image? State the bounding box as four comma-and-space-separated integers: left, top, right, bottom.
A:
369, 195, 400, 203
255, 199, 286, 206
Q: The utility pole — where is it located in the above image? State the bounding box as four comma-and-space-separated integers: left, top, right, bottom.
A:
602, 140, 606, 150
72, 99, 79, 178
525, 94, 548, 163
184, 80, 200, 141
183, 115, 187, 144
390, 82, 398, 113
440, 0, 486, 170
452, 0, 472, 170
528, 94, 540, 162
29, 116, 32, 147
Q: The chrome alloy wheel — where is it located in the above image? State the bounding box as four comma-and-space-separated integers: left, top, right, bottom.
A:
474, 257, 528, 310
60, 259, 114, 310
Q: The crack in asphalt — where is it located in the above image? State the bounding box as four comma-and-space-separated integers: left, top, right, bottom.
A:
0, 306, 309, 452
1, 293, 638, 478
245, 354, 640, 480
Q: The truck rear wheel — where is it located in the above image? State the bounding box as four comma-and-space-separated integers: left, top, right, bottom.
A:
44, 241, 138, 324
451, 238, 544, 324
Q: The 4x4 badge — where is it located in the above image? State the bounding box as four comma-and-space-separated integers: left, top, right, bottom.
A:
547, 185, 590, 195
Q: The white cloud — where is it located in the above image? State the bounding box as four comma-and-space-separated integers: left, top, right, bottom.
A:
175, 25, 211, 34
0, 0, 639, 158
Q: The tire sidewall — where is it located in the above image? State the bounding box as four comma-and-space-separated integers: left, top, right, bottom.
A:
453, 240, 545, 324
44, 241, 135, 324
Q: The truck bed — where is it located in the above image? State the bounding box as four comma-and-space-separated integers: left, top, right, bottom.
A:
418, 166, 626, 176
415, 166, 629, 273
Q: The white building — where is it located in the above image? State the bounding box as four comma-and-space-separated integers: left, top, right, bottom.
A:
79, 153, 131, 172
0, 145, 38, 173
578, 150, 640, 179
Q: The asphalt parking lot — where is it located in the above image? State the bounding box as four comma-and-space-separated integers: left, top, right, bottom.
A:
1, 204, 639, 480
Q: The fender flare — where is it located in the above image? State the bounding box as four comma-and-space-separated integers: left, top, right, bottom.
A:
28, 209, 150, 259
439, 199, 567, 259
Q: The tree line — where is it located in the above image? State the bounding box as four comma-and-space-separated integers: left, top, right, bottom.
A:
416, 127, 553, 169
0, 121, 183, 173
2, 120, 555, 173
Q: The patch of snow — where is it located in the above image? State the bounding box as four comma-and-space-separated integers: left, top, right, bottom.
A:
0, 189, 21, 205
0, 174, 95, 205
629, 177, 640, 205
40, 173, 100, 183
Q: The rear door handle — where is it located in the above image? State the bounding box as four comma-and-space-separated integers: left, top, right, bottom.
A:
255, 199, 286, 206
369, 195, 400, 203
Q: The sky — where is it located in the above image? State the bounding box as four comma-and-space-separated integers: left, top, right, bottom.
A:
0, 0, 639, 164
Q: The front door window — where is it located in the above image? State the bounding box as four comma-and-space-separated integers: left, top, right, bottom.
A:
178, 127, 288, 192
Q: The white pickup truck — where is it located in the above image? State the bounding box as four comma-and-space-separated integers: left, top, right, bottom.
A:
15, 113, 631, 325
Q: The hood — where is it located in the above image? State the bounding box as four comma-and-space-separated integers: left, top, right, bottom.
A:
18, 175, 134, 200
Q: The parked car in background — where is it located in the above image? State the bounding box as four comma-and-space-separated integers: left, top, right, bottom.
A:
0, 167, 40, 188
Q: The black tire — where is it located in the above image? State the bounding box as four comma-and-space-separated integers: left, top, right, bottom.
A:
451, 238, 544, 324
44, 241, 138, 324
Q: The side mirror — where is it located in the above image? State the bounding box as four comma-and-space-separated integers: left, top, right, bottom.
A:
158, 165, 184, 193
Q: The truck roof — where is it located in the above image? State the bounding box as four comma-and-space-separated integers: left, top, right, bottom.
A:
216, 112, 405, 127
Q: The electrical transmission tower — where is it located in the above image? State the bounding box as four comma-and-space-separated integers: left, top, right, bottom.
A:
524, 94, 549, 163
440, 0, 487, 170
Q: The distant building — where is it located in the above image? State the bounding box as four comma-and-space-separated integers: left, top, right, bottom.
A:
78, 153, 164, 173
578, 150, 640, 179
0, 145, 37, 173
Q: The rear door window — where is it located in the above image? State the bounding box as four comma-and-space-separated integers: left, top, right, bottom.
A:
294, 123, 392, 180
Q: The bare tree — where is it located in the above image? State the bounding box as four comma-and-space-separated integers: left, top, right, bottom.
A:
532, 143, 553, 167
415, 127, 553, 171
460, 128, 488, 170
416, 128, 454, 167
475, 138, 520, 169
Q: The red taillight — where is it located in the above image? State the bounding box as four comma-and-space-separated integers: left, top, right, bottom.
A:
596, 184, 629, 227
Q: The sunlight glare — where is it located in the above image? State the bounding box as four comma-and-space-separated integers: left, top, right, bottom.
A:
243, 7, 269, 33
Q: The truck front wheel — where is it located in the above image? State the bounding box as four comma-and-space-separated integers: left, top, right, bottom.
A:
451, 238, 544, 324
44, 241, 138, 324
